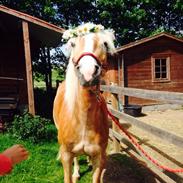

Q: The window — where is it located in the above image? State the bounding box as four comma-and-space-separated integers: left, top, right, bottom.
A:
152, 56, 170, 81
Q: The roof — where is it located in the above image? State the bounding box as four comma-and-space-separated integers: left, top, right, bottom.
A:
0, 5, 65, 47
117, 32, 183, 53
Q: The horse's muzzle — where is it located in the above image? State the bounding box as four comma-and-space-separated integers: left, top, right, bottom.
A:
76, 64, 101, 87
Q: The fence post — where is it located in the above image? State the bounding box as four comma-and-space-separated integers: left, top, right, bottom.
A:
110, 82, 121, 153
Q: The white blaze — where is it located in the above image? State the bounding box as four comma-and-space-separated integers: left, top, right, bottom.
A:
79, 34, 97, 82
79, 57, 97, 81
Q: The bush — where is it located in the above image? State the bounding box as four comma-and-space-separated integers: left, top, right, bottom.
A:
9, 111, 57, 143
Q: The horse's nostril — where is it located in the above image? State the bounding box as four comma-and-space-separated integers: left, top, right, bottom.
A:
94, 65, 99, 75
76, 65, 80, 70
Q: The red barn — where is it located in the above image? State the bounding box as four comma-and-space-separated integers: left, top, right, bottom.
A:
0, 5, 64, 116
104, 33, 183, 106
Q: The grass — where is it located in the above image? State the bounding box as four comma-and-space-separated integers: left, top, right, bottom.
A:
0, 134, 157, 183
0, 134, 92, 183
34, 69, 61, 89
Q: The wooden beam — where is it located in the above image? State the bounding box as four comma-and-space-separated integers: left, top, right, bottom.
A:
121, 54, 128, 105
0, 5, 64, 34
22, 21, 35, 115
0, 77, 23, 81
110, 90, 121, 153
100, 85, 183, 105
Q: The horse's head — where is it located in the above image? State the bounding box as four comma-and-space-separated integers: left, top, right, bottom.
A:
62, 23, 116, 87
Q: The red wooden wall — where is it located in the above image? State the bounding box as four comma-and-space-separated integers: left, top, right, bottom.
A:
104, 36, 183, 106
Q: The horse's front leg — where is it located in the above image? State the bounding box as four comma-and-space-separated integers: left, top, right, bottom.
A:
61, 147, 74, 183
72, 157, 80, 183
91, 152, 106, 183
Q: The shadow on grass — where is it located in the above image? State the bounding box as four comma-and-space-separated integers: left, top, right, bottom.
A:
77, 153, 159, 183
103, 153, 158, 183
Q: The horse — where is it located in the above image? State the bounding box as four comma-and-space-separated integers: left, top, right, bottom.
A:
53, 23, 116, 183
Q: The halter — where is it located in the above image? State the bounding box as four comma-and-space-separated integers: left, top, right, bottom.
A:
73, 52, 102, 67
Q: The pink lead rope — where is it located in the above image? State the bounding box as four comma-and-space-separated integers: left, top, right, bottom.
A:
97, 93, 183, 173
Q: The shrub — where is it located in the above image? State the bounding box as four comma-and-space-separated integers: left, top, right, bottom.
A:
9, 111, 57, 143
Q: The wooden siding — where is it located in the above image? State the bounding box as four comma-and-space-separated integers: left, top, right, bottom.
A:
0, 34, 28, 105
105, 36, 183, 106
126, 37, 183, 105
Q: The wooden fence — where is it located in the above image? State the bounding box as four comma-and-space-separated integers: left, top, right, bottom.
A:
100, 85, 183, 183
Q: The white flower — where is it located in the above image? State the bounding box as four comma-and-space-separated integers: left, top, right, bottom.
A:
95, 24, 104, 32
85, 22, 95, 30
77, 28, 83, 36
62, 23, 108, 40
62, 30, 72, 40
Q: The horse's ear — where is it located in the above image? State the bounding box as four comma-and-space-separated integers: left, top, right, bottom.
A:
61, 38, 76, 58
103, 30, 116, 55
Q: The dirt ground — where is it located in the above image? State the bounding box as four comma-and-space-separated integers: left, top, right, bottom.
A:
129, 109, 183, 168
104, 109, 183, 183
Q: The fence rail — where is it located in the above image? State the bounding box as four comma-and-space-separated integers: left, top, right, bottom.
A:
101, 84, 183, 183
109, 107, 183, 148
101, 85, 183, 105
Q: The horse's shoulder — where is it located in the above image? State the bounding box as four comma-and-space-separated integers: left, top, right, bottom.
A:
54, 81, 65, 105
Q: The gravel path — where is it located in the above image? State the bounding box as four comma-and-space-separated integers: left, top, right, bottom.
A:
123, 109, 183, 181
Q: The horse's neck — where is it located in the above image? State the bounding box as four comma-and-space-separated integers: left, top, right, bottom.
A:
77, 85, 99, 111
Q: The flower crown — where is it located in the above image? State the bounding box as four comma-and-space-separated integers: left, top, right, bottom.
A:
62, 23, 113, 41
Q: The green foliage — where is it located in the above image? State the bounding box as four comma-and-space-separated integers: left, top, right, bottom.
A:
0, 0, 182, 45
8, 111, 57, 143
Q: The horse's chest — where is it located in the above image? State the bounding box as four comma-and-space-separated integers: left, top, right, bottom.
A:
72, 138, 100, 156
71, 124, 100, 155
61, 109, 106, 155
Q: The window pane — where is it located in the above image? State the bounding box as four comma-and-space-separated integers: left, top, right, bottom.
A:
161, 59, 166, 66
162, 66, 167, 72
155, 66, 160, 72
162, 72, 167, 78
155, 59, 160, 67
155, 72, 160, 78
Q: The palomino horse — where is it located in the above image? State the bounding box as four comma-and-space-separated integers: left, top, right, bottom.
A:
53, 23, 115, 183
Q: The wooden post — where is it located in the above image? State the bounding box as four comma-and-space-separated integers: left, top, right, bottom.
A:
22, 21, 35, 115
121, 54, 128, 106
110, 82, 121, 153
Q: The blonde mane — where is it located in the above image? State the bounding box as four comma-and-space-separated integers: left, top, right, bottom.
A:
64, 57, 79, 114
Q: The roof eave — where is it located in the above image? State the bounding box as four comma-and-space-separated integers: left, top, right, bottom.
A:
117, 32, 183, 53
0, 5, 65, 34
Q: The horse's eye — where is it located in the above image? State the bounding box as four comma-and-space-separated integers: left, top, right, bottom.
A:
104, 42, 108, 51
104, 42, 107, 47
71, 42, 75, 47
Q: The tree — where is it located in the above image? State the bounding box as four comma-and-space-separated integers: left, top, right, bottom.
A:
96, 0, 183, 45
1, 0, 182, 90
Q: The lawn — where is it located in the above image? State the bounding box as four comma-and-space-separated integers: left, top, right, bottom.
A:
0, 133, 158, 183
34, 69, 61, 89
0, 134, 92, 183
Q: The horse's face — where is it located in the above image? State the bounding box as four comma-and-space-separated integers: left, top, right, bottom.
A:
68, 31, 115, 87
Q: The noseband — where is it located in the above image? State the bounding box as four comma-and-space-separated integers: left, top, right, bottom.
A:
73, 52, 102, 67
